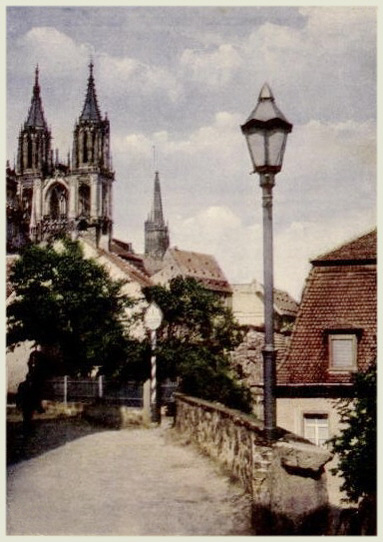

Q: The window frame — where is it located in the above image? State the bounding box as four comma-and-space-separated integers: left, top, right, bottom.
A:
302, 412, 329, 447
328, 333, 357, 372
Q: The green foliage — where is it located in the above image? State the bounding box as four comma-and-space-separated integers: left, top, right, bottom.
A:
143, 276, 252, 413
329, 362, 377, 503
7, 239, 136, 377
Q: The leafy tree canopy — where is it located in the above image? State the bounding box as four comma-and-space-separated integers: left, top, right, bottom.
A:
142, 276, 252, 413
329, 362, 376, 503
7, 239, 136, 377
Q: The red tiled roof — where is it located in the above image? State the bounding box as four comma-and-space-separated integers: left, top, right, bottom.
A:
98, 249, 153, 288
278, 229, 377, 386
110, 238, 149, 275
274, 288, 299, 316
313, 228, 377, 264
166, 248, 232, 294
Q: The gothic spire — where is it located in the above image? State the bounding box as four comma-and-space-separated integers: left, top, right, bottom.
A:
25, 65, 47, 128
80, 61, 101, 122
150, 171, 165, 225
145, 171, 170, 259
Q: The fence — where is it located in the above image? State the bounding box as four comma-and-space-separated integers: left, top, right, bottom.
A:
42, 377, 144, 407
42, 377, 178, 408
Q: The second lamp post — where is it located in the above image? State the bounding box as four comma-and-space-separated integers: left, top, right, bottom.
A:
241, 83, 292, 441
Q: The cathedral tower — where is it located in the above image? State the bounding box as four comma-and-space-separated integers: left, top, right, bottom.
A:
70, 61, 114, 249
72, 62, 111, 172
16, 66, 52, 177
144, 171, 169, 259
15, 67, 53, 243
10, 63, 114, 249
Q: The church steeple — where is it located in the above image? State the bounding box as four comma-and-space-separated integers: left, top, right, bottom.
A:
80, 61, 102, 122
17, 65, 52, 175
145, 171, 170, 259
72, 61, 111, 172
151, 171, 165, 224
26, 66, 48, 128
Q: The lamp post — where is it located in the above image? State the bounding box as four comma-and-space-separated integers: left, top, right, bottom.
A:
144, 301, 163, 423
241, 83, 292, 441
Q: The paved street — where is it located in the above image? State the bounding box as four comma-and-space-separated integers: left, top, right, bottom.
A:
7, 417, 253, 535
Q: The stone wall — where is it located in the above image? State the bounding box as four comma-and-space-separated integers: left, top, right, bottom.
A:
230, 328, 291, 419
174, 393, 332, 535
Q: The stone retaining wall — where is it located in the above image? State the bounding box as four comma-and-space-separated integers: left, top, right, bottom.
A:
174, 393, 332, 535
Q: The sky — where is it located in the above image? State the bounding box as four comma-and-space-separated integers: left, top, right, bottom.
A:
5, 4, 377, 301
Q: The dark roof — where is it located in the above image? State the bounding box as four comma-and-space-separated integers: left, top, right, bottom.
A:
278, 229, 377, 386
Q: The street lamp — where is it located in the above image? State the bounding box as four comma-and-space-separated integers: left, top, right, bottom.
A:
241, 83, 293, 441
144, 301, 163, 424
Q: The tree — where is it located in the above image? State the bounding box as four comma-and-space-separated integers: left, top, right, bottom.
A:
329, 362, 376, 504
143, 276, 252, 413
7, 239, 136, 377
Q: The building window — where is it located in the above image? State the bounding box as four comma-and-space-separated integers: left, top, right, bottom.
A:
303, 414, 329, 447
329, 334, 357, 371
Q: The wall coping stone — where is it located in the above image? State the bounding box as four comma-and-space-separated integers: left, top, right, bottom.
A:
277, 441, 332, 474
174, 392, 329, 452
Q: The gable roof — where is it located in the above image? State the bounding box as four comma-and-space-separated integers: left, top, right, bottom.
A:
154, 247, 232, 294
278, 229, 377, 387
79, 237, 153, 289
274, 288, 299, 317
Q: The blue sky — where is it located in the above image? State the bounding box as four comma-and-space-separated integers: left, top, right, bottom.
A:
5, 4, 377, 300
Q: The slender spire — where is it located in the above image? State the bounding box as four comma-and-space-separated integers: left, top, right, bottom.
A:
150, 171, 165, 225
80, 60, 101, 122
25, 65, 47, 128
145, 171, 170, 259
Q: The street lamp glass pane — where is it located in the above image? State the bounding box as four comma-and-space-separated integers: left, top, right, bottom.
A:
267, 129, 288, 167
246, 131, 266, 169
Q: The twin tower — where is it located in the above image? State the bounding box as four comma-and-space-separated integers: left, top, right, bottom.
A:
9, 63, 169, 259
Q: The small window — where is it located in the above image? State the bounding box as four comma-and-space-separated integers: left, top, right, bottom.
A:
329, 334, 357, 371
303, 414, 329, 447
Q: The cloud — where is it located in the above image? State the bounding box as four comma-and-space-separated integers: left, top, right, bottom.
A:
234, 7, 376, 123
98, 53, 181, 101
19, 27, 90, 77
171, 205, 262, 285
15, 26, 181, 102
280, 119, 376, 224
180, 43, 242, 88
